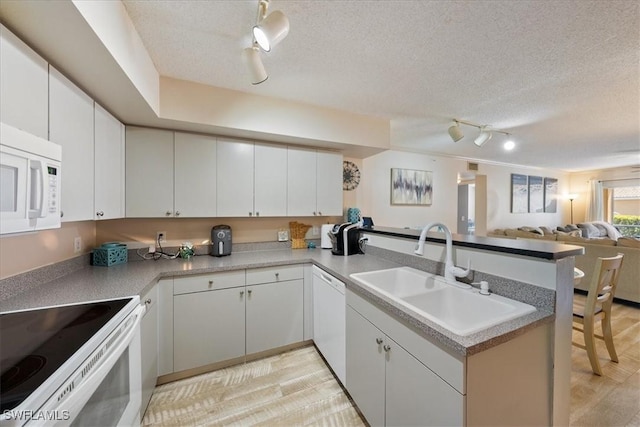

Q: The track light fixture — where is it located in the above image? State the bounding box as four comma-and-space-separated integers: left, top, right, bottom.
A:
448, 121, 464, 142
447, 119, 512, 149
243, 44, 268, 85
253, 8, 289, 52
474, 126, 492, 147
244, 0, 289, 84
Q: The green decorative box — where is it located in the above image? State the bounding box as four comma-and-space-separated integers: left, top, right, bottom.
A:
93, 242, 128, 266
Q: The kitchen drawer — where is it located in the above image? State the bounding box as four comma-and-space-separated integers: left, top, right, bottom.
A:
246, 265, 304, 285
173, 270, 246, 295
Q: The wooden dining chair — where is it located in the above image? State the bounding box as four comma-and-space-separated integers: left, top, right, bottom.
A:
572, 253, 624, 376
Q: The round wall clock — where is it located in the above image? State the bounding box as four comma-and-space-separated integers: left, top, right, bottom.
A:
343, 161, 361, 191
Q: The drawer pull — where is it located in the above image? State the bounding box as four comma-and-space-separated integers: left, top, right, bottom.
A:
275, 272, 280, 279
383, 345, 391, 352
248, 289, 252, 295
145, 298, 152, 305
376, 338, 383, 345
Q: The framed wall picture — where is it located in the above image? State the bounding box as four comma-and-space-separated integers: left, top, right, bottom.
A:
511, 174, 528, 213
544, 178, 558, 213
391, 168, 433, 205
528, 176, 544, 213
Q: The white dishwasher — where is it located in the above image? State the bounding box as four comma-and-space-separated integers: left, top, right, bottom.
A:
312, 265, 346, 385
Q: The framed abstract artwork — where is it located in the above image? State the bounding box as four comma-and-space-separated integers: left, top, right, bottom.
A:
544, 178, 558, 213
391, 168, 433, 205
528, 176, 544, 213
511, 174, 528, 213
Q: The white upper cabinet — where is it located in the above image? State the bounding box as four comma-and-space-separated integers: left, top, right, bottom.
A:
94, 104, 125, 220
126, 127, 174, 217
0, 25, 48, 140
254, 143, 287, 217
216, 139, 254, 217
288, 147, 343, 216
174, 132, 217, 217
49, 66, 95, 222
316, 150, 343, 216
287, 147, 317, 216
126, 128, 218, 218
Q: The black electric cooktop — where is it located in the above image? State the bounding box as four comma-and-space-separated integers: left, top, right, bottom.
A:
0, 298, 131, 411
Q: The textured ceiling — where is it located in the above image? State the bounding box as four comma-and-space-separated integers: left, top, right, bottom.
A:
121, 0, 639, 171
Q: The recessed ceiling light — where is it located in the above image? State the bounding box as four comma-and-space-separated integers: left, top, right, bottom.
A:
504, 140, 515, 151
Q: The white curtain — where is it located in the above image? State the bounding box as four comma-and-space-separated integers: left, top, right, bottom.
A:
585, 180, 604, 222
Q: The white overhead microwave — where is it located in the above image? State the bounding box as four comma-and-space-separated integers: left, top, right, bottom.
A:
0, 122, 62, 235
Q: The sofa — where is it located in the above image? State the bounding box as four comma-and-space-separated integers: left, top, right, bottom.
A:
488, 224, 640, 304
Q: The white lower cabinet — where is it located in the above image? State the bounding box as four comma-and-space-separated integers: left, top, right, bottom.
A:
169, 266, 304, 374
346, 291, 464, 427
246, 265, 304, 354
173, 270, 247, 372
140, 284, 158, 421
174, 286, 246, 371
246, 279, 303, 354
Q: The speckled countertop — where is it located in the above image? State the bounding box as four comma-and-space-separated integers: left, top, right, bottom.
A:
0, 248, 554, 357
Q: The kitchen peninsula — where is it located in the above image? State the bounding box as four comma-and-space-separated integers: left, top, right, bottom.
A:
0, 230, 583, 426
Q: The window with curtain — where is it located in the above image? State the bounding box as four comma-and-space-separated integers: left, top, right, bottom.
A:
602, 180, 640, 237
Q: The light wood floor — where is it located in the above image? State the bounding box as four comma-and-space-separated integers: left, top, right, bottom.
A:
142, 346, 365, 426
143, 296, 639, 427
570, 294, 640, 426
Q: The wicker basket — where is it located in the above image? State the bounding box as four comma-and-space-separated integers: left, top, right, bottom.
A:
289, 222, 311, 249
93, 243, 128, 266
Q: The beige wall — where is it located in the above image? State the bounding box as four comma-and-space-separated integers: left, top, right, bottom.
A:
568, 168, 639, 223
360, 150, 569, 232
0, 221, 96, 279
95, 216, 343, 248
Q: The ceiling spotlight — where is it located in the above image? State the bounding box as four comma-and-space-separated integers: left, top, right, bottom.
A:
243, 45, 268, 85
448, 121, 464, 142
503, 140, 516, 151
253, 1, 289, 52
474, 127, 492, 147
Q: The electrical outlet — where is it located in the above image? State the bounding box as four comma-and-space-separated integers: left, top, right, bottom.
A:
74, 237, 82, 253
156, 231, 166, 244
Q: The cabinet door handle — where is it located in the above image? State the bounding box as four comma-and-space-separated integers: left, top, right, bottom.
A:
96, 211, 104, 217
383, 345, 391, 352
256, 211, 260, 216
208, 280, 214, 287
275, 272, 279, 280
240, 291, 244, 296
145, 298, 152, 305
249, 212, 253, 216
175, 211, 181, 216
248, 289, 252, 295
313, 211, 317, 216
165, 211, 172, 216
376, 338, 383, 345
318, 211, 322, 216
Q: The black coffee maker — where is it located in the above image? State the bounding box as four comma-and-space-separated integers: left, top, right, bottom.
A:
330, 223, 362, 256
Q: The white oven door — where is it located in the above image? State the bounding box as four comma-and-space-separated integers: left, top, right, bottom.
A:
29, 304, 144, 427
